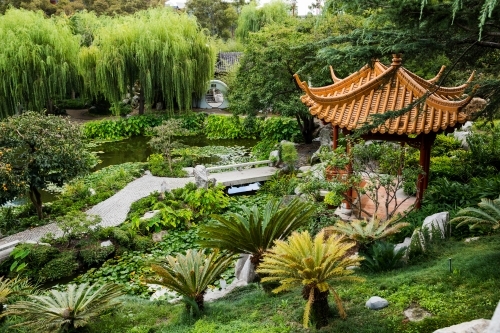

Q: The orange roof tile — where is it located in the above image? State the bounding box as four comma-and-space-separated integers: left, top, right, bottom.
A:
294, 54, 476, 135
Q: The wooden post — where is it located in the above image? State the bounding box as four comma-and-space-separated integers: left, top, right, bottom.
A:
342, 128, 352, 210
415, 134, 436, 209
332, 126, 339, 150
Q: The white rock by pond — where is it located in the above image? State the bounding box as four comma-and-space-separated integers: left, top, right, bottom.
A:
465, 237, 480, 243
235, 254, 256, 283
462, 121, 474, 131
452, 131, 471, 150
486, 301, 500, 333
269, 150, 280, 167
433, 319, 491, 333
394, 237, 411, 255
366, 296, 389, 310
194, 165, 216, 189
100, 240, 113, 247
422, 211, 449, 239
140, 210, 160, 220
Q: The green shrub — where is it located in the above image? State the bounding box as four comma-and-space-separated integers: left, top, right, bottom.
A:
132, 235, 153, 252
4, 244, 60, 279
147, 154, 186, 177
112, 228, 132, 246
38, 251, 79, 282
205, 115, 246, 139
429, 156, 460, 181
431, 134, 462, 157
363, 241, 406, 272
258, 172, 299, 197
260, 117, 301, 142
280, 142, 298, 168
54, 98, 90, 109
80, 244, 116, 266
252, 139, 277, 160
179, 112, 207, 135
82, 115, 166, 140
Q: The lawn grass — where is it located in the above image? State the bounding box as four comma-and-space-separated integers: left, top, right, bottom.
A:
78, 234, 500, 333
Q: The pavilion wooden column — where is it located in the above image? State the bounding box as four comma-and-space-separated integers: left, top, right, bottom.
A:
342, 128, 353, 209
332, 126, 339, 150
415, 133, 436, 209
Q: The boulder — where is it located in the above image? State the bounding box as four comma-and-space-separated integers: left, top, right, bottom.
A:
194, 165, 210, 189
453, 131, 470, 150
88, 188, 96, 196
152, 230, 168, 243
433, 319, 491, 333
100, 240, 113, 247
404, 304, 432, 322
462, 121, 474, 131
366, 296, 389, 310
234, 254, 256, 283
394, 237, 411, 255
465, 237, 480, 243
140, 210, 160, 220
318, 124, 333, 146
422, 212, 449, 239
486, 301, 500, 333
269, 150, 280, 167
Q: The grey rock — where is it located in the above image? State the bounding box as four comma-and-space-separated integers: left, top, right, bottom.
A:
465, 237, 480, 243
234, 254, 256, 283
462, 121, 474, 131
318, 124, 333, 147
486, 301, 500, 333
395, 237, 411, 254
182, 167, 194, 177
140, 210, 160, 220
88, 188, 96, 196
298, 166, 311, 173
100, 240, 113, 247
366, 296, 389, 310
422, 212, 449, 238
453, 131, 470, 150
404, 304, 432, 322
144, 170, 152, 176
433, 319, 490, 333
269, 150, 280, 167
152, 230, 168, 243
24, 240, 51, 247
194, 165, 210, 189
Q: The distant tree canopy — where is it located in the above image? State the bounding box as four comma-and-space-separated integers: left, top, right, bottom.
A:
185, 0, 240, 39
236, 0, 289, 41
0, 0, 164, 16
0, 9, 81, 119
79, 8, 215, 115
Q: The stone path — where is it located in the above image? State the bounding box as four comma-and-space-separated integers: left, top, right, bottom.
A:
0, 174, 193, 247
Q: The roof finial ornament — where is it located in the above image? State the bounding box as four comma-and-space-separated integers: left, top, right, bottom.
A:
391, 53, 402, 67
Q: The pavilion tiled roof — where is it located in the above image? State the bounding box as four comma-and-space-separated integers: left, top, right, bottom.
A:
294, 54, 476, 135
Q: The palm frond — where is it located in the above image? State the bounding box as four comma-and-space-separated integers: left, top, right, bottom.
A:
257, 230, 364, 328
451, 196, 500, 230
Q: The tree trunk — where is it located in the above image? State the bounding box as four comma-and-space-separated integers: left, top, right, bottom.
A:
29, 186, 43, 220
194, 294, 204, 312
295, 113, 316, 144
302, 286, 330, 329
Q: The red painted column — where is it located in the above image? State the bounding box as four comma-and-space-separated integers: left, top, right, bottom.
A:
415, 136, 426, 209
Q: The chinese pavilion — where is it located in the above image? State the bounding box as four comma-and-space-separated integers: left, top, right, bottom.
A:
294, 54, 476, 208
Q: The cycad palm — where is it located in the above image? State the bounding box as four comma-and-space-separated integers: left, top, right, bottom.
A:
451, 195, 500, 230
198, 198, 315, 270
144, 249, 234, 312
4, 282, 123, 332
0, 277, 34, 317
257, 230, 363, 329
327, 216, 409, 250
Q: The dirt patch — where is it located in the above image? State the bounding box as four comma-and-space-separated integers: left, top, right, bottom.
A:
64, 109, 117, 124
296, 141, 320, 167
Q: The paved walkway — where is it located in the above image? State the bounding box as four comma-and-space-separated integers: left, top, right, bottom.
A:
0, 174, 193, 247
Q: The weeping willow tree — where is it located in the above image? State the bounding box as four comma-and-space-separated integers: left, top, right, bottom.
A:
79, 8, 215, 114
235, 0, 289, 41
0, 9, 81, 119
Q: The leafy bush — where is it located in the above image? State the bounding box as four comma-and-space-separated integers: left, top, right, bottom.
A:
144, 250, 234, 313
4, 283, 123, 332
258, 172, 299, 197
82, 115, 166, 140
258, 231, 363, 329
179, 112, 207, 135
54, 98, 90, 109
260, 117, 301, 142
38, 251, 79, 283
205, 115, 251, 139
147, 153, 186, 177
251, 139, 277, 160
199, 198, 316, 274
280, 142, 298, 169
132, 235, 154, 252
431, 134, 462, 157
424, 178, 477, 208
429, 156, 461, 181
363, 241, 406, 272
56, 211, 101, 244
80, 244, 116, 266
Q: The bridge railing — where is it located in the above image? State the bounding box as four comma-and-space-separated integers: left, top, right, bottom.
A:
206, 160, 271, 172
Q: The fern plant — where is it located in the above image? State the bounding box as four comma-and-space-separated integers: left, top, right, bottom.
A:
451, 195, 500, 230
144, 249, 234, 313
3, 282, 123, 332
198, 198, 316, 272
363, 241, 406, 272
0, 277, 34, 317
327, 216, 409, 251
257, 231, 363, 329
